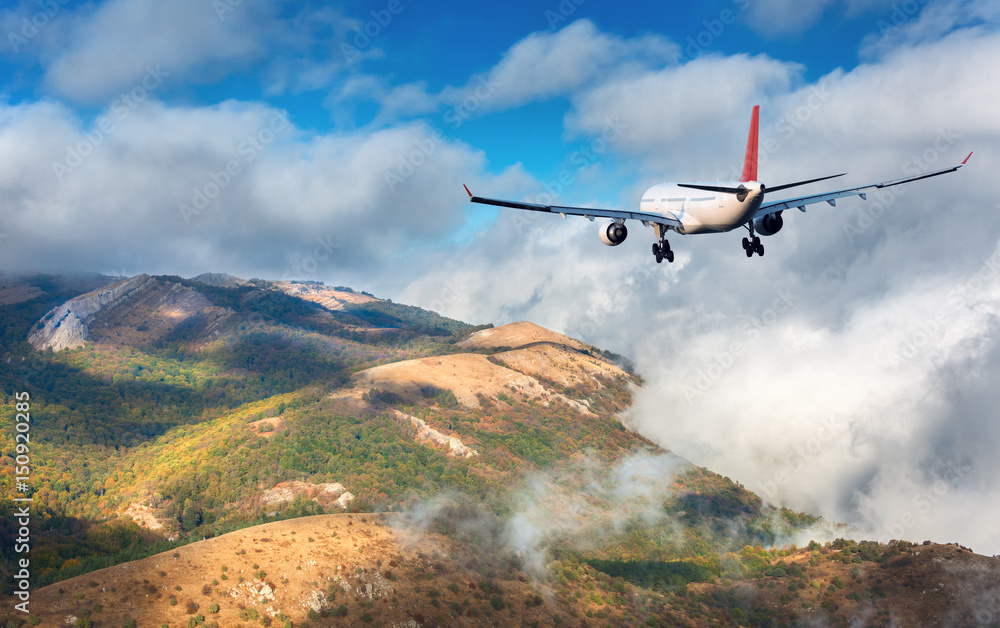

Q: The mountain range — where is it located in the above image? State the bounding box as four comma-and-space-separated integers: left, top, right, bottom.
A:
1, 271, 997, 627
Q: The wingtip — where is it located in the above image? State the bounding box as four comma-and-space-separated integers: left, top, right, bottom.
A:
463, 184, 472, 198
962, 151, 973, 165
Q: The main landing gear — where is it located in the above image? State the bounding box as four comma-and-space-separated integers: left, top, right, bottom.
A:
653, 240, 674, 264
742, 223, 764, 258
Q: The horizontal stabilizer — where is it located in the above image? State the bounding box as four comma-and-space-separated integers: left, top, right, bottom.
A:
767, 173, 846, 193
677, 183, 747, 194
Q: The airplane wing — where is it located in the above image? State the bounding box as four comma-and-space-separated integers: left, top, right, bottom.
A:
756, 152, 972, 217
464, 185, 682, 230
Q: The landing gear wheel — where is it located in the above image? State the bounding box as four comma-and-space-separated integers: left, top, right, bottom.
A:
742, 237, 750, 250
745, 246, 754, 258
752, 236, 761, 248
653, 240, 672, 263
756, 243, 764, 257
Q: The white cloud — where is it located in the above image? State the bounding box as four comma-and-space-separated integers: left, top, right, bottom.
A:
39, 0, 277, 102
860, 0, 1000, 60
338, 19, 680, 127
0, 98, 511, 279
2, 0, 362, 103
440, 19, 678, 113
259, 6, 368, 96
327, 76, 441, 128
566, 53, 801, 175
744, 0, 838, 37
743, 0, 902, 37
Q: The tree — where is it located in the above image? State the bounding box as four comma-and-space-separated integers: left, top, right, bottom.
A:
182, 498, 202, 531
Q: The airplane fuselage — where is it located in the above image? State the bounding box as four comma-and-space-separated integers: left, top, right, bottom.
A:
640, 181, 765, 234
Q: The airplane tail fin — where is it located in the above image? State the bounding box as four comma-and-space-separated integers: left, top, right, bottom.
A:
740, 105, 759, 183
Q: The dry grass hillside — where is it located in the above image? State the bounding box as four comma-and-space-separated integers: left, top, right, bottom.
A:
456, 321, 591, 353
349, 321, 632, 415
19, 513, 554, 628
13, 516, 999, 627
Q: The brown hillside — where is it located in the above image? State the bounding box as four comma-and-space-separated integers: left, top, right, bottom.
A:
348, 321, 630, 415
17, 513, 558, 628
85, 279, 233, 347
11, 516, 999, 627
456, 321, 591, 352
353, 353, 584, 410
0, 282, 43, 305
490, 342, 629, 389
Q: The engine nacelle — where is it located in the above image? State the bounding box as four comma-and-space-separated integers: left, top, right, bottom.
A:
753, 211, 783, 236
600, 221, 628, 246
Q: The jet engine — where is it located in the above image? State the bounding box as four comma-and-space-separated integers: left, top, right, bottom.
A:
600, 221, 628, 246
752, 211, 783, 236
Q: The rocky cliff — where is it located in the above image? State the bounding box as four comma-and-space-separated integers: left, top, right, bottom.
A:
27, 274, 155, 351
27, 274, 233, 351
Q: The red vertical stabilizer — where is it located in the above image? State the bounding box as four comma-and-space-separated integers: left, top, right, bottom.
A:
740, 105, 759, 183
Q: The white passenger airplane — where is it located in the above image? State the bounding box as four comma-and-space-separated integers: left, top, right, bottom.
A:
464, 106, 971, 263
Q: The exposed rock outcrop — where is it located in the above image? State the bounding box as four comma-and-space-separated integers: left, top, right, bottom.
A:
261, 481, 352, 510
122, 502, 166, 532
334, 491, 355, 509
391, 409, 479, 458
28, 274, 155, 351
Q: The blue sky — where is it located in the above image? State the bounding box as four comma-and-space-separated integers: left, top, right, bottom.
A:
3, 0, 1000, 557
